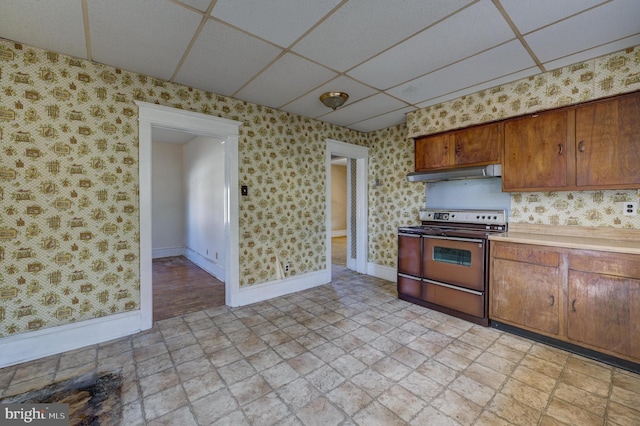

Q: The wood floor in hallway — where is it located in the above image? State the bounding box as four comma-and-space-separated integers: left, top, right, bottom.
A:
152, 256, 225, 321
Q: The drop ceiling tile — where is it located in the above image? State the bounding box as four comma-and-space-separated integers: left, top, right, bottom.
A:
210, 0, 342, 47
321, 93, 407, 127
0, 0, 86, 59
543, 34, 640, 72
88, 0, 202, 80
235, 53, 337, 108
293, 0, 474, 71
281, 76, 378, 120
175, 20, 282, 96
389, 40, 537, 104
525, 0, 640, 63
347, 106, 414, 132
177, 0, 212, 12
349, 0, 514, 89
500, 0, 605, 35
416, 66, 539, 109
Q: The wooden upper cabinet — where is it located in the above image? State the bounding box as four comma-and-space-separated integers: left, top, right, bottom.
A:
415, 133, 452, 170
414, 123, 501, 171
503, 109, 571, 191
453, 123, 501, 166
575, 92, 640, 188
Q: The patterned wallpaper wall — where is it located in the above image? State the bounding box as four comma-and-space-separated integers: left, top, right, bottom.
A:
405, 45, 640, 229
0, 38, 366, 337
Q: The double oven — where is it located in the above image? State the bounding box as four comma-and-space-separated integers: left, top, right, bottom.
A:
397, 209, 507, 326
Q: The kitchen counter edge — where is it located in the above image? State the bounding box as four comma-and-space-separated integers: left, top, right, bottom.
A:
489, 224, 640, 255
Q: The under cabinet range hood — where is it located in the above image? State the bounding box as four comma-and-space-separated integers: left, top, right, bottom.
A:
406, 164, 502, 183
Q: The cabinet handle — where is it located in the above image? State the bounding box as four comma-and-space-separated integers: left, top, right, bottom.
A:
549, 295, 554, 306
571, 299, 577, 312
557, 144, 563, 155
578, 141, 585, 152
455, 145, 461, 156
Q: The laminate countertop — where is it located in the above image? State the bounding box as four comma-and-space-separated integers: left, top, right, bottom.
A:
488, 223, 640, 255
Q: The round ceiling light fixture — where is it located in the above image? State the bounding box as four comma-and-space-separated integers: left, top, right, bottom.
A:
320, 92, 349, 110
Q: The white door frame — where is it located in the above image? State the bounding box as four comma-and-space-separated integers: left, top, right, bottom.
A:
137, 101, 242, 329
325, 139, 368, 274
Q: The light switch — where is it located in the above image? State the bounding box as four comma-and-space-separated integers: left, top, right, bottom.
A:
241, 185, 248, 196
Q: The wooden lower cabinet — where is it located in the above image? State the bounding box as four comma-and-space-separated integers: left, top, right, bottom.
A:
490, 243, 561, 336
567, 251, 640, 360
490, 242, 640, 364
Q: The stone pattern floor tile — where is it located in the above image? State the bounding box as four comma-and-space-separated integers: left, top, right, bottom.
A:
1, 265, 639, 425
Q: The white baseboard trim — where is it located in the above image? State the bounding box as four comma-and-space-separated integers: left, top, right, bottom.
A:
152, 246, 184, 259
237, 269, 331, 306
367, 262, 397, 282
184, 247, 225, 282
0, 311, 142, 368
331, 229, 347, 237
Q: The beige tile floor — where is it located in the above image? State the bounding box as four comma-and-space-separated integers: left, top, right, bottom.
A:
1, 266, 639, 425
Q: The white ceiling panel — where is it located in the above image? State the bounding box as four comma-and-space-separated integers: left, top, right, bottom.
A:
175, 20, 282, 96
348, 0, 515, 90
281, 76, 378, 120
322, 93, 408, 127
416, 66, 539, 109
389, 40, 536, 104
0, 0, 87, 59
500, 0, 606, 35
210, 0, 342, 47
525, 0, 640, 63
177, 0, 212, 13
292, 0, 474, 72
543, 33, 640, 72
1, 0, 637, 132
88, 0, 202, 80
348, 106, 415, 133
235, 53, 338, 108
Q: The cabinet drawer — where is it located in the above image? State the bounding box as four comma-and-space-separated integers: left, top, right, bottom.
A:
425, 282, 484, 317
570, 251, 640, 278
491, 242, 559, 267
397, 274, 422, 299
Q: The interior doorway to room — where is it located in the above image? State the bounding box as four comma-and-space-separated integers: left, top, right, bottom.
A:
330, 156, 348, 267
150, 128, 226, 321
137, 101, 242, 331
326, 139, 369, 275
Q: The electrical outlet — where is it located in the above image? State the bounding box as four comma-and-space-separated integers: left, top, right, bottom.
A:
622, 201, 638, 216
284, 263, 290, 273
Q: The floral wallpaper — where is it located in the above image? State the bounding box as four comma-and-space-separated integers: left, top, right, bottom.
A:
0, 37, 366, 337
404, 45, 640, 230
367, 124, 424, 268
1, 35, 639, 339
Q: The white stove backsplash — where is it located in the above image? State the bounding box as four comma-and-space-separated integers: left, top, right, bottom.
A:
425, 178, 511, 218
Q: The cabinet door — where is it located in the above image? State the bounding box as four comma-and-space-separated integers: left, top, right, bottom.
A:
575, 93, 640, 187
567, 270, 639, 358
503, 110, 569, 191
453, 123, 501, 166
398, 234, 421, 277
414, 133, 452, 170
491, 258, 561, 335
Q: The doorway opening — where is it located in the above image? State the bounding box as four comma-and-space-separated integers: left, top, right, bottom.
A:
137, 101, 242, 330
325, 139, 369, 276
150, 128, 226, 320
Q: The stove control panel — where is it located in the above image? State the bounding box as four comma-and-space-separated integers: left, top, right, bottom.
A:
420, 209, 507, 225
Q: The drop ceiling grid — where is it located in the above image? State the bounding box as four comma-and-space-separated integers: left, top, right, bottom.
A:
87, 0, 203, 81
0, 0, 638, 132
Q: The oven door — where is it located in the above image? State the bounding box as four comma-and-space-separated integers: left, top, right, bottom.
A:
422, 235, 485, 291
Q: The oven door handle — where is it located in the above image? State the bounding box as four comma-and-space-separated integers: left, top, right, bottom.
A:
422, 235, 484, 244
423, 278, 483, 296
